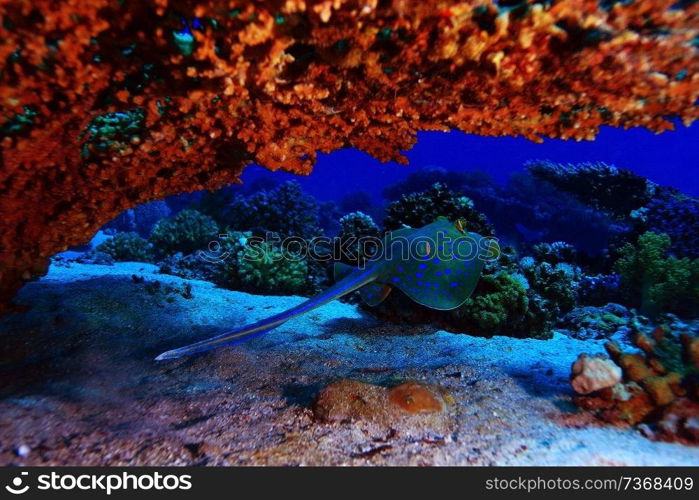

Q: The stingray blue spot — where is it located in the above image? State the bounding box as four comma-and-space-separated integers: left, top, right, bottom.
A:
444, 269, 451, 275
392, 277, 400, 283
398, 266, 404, 272
450, 282, 458, 287
433, 258, 441, 264
433, 282, 440, 287
406, 276, 412, 281
416, 273, 423, 278
419, 263, 427, 270
435, 271, 442, 277
417, 280, 423, 285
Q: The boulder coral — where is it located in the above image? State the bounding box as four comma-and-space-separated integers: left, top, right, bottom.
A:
95, 232, 154, 263
215, 231, 310, 296
149, 209, 219, 258
570, 354, 622, 395
1, 0, 698, 310
337, 211, 381, 266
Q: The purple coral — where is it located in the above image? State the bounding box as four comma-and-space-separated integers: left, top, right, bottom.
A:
637, 193, 699, 260
527, 160, 656, 219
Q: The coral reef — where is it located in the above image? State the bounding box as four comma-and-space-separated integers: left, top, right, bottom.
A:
104, 201, 171, 238
95, 232, 154, 263
158, 182, 331, 294
382, 167, 491, 201
615, 232, 699, 317
149, 209, 219, 258
521, 163, 699, 267
2, 0, 697, 310
215, 232, 309, 296
209, 180, 330, 291
577, 273, 622, 306
520, 258, 580, 315
558, 303, 636, 341
531, 241, 577, 265
572, 327, 699, 444
431, 168, 622, 254
454, 271, 532, 335
217, 181, 323, 240
527, 161, 657, 218
630, 192, 699, 260
372, 247, 568, 339
383, 183, 494, 236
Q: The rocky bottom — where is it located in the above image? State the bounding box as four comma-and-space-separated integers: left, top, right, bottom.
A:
0, 262, 697, 466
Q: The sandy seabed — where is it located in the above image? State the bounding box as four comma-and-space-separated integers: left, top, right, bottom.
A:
0, 262, 697, 466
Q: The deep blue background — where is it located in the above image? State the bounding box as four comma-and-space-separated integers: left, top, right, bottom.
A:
240, 122, 699, 202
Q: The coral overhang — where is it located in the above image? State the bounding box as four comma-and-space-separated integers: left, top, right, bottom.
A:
1, 0, 698, 310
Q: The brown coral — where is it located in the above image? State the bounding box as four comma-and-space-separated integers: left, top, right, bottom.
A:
572, 327, 699, 444
1, 0, 698, 310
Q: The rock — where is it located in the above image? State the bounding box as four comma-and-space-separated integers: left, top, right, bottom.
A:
683, 417, 699, 442
314, 380, 387, 423
313, 379, 450, 439
15, 445, 30, 458
570, 354, 622, 395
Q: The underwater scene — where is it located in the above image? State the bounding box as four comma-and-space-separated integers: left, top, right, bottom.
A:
0, 0, 698, 469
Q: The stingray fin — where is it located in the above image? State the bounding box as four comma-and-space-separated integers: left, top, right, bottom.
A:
156, 266, 377, 360
389, 232, 489, 310
335, 262, 391, 306
359, 283, 393, 307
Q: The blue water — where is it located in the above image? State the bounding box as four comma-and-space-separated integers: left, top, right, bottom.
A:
240, 122, 699, 202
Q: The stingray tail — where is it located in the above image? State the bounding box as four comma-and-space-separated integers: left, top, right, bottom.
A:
155, 267, 376, 360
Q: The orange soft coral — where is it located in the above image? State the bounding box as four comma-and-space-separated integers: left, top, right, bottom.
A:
1, 0, 698, 310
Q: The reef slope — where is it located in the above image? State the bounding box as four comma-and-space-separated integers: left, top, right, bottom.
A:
0, 262, 697, 466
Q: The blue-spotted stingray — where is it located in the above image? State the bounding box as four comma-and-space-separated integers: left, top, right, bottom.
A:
155, 217, 497, 360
